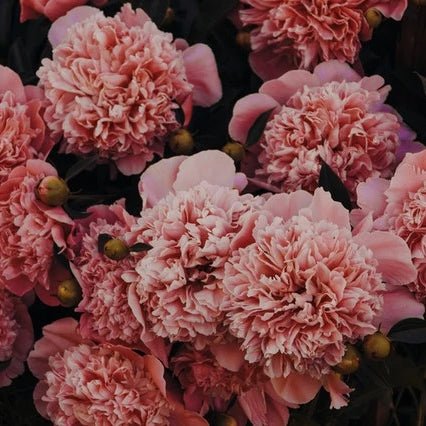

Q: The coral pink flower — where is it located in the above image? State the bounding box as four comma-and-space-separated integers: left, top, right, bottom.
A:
229, 61, 421, 199
37, 4, 222, 175
66, 202, 146, 349
0, 288, 33, 387
128, 151, 262, 348
0, 66, 54, 184
28, 318, 207, 426
20, 0, 107, 22
354, 150, 426, 302
222, 188, 417, 407
238, 0, 407, 80
0, 160, 73, 305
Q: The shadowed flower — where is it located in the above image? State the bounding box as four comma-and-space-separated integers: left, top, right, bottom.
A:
238, 0, 408, 79
0, 66, 54, 184
0, 288, 33, 388
37, 4, 222, 175
229, 61, 422, 199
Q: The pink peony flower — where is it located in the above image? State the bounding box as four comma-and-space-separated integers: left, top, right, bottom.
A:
238, 0, 407, 80
354, 150, 426, 302
222, 188, 417, 407
37, 4, 222, 175
0, 288, 33, 387
28, 318, 207, 426
0, 66, 54, 184
66, 201, 147, 349
20, 0, 107, 22
229, 61, 421, 199
128, 151, 262, 348
0, 160, 73, 305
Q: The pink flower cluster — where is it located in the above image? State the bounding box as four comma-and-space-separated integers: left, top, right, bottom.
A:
38, 4, 222, 175
229, 61, 422, 199
238, 0, 408, 79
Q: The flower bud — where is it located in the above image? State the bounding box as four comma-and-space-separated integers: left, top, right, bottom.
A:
411, 0, 426, 5
103, 238, 130, 261
222, 141, 245, 163
236, 31, 251, 51
36, 176, 70, 207
57, 278, 82, 308
169, 129, 194, 155
333, 345, 360, 375
365, 8, 382, 29
210, 413, 238, 426
363, 332, 391, 359
162, 7, 175, 26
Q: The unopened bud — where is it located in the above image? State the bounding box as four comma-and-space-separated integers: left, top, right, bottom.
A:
333, 345, 361, 375
365, 8, 382, 29
36, 176, 70, 207
57, 278, 82, 308
236, 31, 251, 51
363, 332, 391, 359
210, 413, 238, 426
169, 129, 194, 155
162, 7, 175, 26
103, 238, 129, 260
222, 141, 245, 163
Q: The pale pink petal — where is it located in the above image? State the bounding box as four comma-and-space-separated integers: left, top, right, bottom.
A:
210, 342, 246, 372
183, 44, 222, 107
271, 373, 322, 405
354, 231, 417, 285
229, 94, 279, 143
238, 388, 268, 426
323, 373, 352, 409
115, 154, 150, 176
44, 0, 87, 22
48, 6, 100, 48
0, 65, 26, 102
313, 60, 361, 84
356, 177, 390, 217
374, 287, 425, 333
264, 191, 312, 221
117, 3, 151, 28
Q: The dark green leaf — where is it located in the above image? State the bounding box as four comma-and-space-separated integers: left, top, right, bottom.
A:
246, 108, 274, 148
130, 242, 153, 252
98, 234, 112, 253
318, 162, 352, 210
65, 156, 98, 182
0, 359, 11, 372
174, 103, 185, 126
388, 318, 426, 344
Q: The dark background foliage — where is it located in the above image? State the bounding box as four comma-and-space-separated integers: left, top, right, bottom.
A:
0, 0, 426, 425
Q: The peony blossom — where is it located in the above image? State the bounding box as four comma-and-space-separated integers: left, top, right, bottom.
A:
0, 288, 33, 387
128, 151, 262, 348
37, 4, 222, 175
354, 150, 426, 302
229, 61, 422, 199
222, 188, 418, 407
0, 66, 54, 184
66, 201, 147, 349
0, 160, 73, 305
28, 318, 207, 426
20, 0, 107, 22
238, 0, 408, 80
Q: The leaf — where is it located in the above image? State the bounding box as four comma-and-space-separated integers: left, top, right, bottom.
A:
388, 318, 426, 344
129, 242, 152, 252
98, 234, 112, 253
245, 108, 274, 148
63, 203, 91, 219
65, 156, 98, 182
318, 162, 352, 210
174, 103, 185, 126
0, 359, 11, 372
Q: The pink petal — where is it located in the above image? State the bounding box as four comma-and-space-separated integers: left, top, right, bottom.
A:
44, 0, 87, 22
313, 60, 361, 84
271, 373, 322, 405
210, 342, 245, 372
396, 140, 425, 163
229, 93, 279, 143
115, 154, 150, 176
0, 65, 26, 103
354, 231, 417, 285
183, 44, 222, 107
173, 150, 237, 191
264, 191, 312, 221
374, 287, 425, 333
117, 3, 151, 28
249, 48, 293, 81
323, 374, 352, 409
260, 70, 320, 104
308, 188, 351, 229
356, 177, 390, 217
48, 6, 100, 48
238, 388, 268, 426
139, 156, 187, 208
369, 0, 408, 20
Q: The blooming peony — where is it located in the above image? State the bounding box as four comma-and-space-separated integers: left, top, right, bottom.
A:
28, 318, 207, 425
0, 160, 73, 305
222, 188, 419, 407
354, 150, 426, 302
66, 201, 147, 349
19, 0, 107, 22
128, 151, 261, 348
37, 4, 222, 175
238, 0, 407, 80
0, 288, 33, 387
229, 61, 422, 199
0, 66, 54, 184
